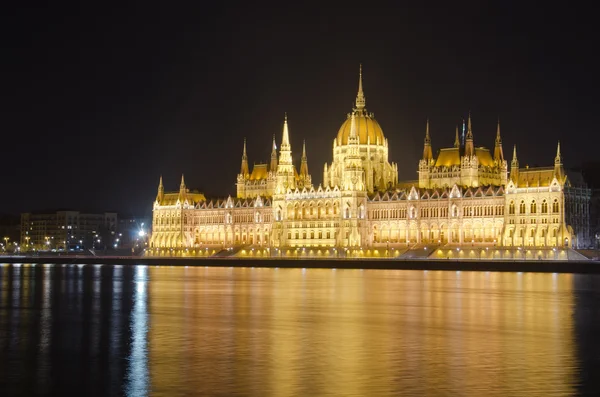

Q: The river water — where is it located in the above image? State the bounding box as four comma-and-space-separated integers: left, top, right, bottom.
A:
0, 263, 599, 396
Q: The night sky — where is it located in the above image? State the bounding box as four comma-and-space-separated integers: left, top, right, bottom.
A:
2, 3, 598, 217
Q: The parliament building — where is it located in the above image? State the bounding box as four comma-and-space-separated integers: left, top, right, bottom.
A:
149, 67, 591, 259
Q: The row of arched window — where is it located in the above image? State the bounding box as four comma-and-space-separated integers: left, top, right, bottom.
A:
508, 199, 559, 215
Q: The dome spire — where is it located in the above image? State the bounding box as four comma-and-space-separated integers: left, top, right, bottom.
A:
355, 64, 366, 110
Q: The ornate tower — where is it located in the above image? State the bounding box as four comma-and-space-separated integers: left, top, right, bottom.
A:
298, 140, 311, 188
494, 119, 504, 163
240, 139, 249, 176
464, 113, 474, 157
418, 119, 433, 188
276, 113, 296, 193
236, 139, 250, 198
342, 114, 365, 191
454, 125, 460, 148
423, 119, 433, 161
156, 175, 164, 203
461, 113, 479, 187
510, 145, 519, 184
554, 140, 563, 181
270, 135, 278, 172
179, 174, 186, 198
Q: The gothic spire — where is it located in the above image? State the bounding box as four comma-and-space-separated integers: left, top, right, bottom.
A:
554, 140, 563, 181
464, 112, 474, 156
510, 145, 519, 183
270, 134, 278, 172
278, 113, 293, 166
300, 140, 309, 176
281, 113, 290, 147
157, 175, 164, 202
494, 118, 504, 162
423, 119, 433, 161
454, 125, 460, 148
240, 138, 249, 175
355, 64, 366, 110
466, 112, 473, 139
511, 144, 518, 167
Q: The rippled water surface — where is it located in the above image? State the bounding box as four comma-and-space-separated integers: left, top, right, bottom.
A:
1, 263, 600, 396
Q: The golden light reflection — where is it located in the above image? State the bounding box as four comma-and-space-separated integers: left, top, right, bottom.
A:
145, 267, 577, 396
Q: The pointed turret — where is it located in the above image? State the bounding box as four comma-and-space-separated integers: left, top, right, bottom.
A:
156, 175, 164, 203
275, 113, 296, 192
180, 174, 186, 192
510, 145, 519, 183
454, 125, 460, 148
270, 134, 278, 172
494, 119, 504, 162
355, 64, 366, 110
300, 140, 309, 177
554, 140, 563, 181
464, 112, 474, 157
240, 138, 249, 176
348, 112, 359, 144
423, 118, 433, 161
278, 113, 293, 166
178, 174, 187, 202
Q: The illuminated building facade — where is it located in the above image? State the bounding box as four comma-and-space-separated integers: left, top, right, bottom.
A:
150, 67, 591, 256
20, 210, 117, 251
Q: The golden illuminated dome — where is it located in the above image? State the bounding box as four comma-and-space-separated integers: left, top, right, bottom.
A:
336, 112, 385, 145
336, 65, 385, 146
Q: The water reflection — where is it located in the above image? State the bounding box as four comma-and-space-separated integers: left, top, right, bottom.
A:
0, 264, 598, 396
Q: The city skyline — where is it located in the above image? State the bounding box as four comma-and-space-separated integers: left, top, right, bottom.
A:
2, 3, 598, 215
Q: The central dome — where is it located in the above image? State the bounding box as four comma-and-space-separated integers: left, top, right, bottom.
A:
336, 112, 385, 145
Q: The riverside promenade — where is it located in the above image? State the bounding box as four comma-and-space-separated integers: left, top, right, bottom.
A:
2, 254, 600, 274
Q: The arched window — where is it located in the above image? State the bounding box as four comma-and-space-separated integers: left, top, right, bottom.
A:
519, 200, 526, 214
509, 201, 515, 215
451, 204, 458, 217
541, 200, 548, 214
530, 200, 537, 214
552, 199, 559, 213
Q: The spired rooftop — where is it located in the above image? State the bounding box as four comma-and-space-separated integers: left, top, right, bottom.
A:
149, 65, 592, 256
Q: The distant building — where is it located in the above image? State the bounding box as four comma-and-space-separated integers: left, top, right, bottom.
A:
20, 211, 117, 251
149, 66, 592, 258
117, 215, 150, 249
0, 214, 20, 252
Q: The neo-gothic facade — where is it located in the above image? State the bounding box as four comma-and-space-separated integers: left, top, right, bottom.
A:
149, 67, 591, 256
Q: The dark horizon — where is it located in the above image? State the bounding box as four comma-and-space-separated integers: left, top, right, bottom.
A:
2, 3, 599, 216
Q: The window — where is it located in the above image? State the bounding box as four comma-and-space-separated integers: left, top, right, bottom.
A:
553, 199, 559, 213
519, 201, 526, 214
542, 200, 548, 214
530, 201, 537, 214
